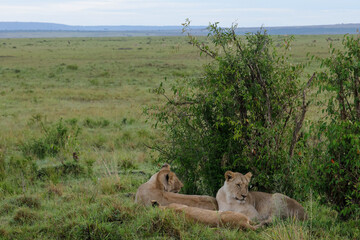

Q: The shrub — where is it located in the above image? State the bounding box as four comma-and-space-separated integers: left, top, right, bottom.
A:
146, 22, 314, 196
313, 34, 360, 219
21, 118, 81, 160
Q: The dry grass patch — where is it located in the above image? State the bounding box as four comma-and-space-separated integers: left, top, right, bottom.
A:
11, 207, 39, 225
47, 182, 64, 197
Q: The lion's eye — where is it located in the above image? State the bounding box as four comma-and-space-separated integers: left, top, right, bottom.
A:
237, 184, 241, 188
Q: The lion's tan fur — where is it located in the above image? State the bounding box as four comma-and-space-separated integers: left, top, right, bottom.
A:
135, 164, 218, 210
154, 202, 260, 230
216, 171, 307, 222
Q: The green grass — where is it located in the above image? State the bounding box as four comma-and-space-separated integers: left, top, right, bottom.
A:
0, 35, 358, 239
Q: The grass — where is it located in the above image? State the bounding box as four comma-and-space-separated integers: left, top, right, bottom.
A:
0, 34, 358, 239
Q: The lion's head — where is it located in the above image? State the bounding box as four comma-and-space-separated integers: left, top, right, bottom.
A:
224, 171, 252, 204
156, 163, 184, 193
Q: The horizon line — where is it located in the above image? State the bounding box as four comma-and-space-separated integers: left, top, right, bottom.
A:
1, 21, 360, 29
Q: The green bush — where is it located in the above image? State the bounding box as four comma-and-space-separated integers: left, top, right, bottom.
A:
21, 118, 81, 159
315, 121, 360, 218
146, 22, 314, 196
313, 34, 360, 219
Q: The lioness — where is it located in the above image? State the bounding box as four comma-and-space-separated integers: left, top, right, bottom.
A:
135, 164, 218, 210
216, 171, 307, 222
152, 201, 261, 230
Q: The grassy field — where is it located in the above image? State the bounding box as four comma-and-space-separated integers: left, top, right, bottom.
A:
0, 35, 358, 239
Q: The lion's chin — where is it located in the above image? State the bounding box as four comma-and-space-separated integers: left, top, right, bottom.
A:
234, 197, 246, 204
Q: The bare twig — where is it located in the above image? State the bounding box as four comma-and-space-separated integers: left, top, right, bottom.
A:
275, 106, 293, 150
143, 143, 172, 160
289, 73, 315, 158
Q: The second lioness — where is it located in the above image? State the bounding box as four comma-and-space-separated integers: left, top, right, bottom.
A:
152, 201, 261, 230
135, 164, 218, 210
216, 171, 307, 222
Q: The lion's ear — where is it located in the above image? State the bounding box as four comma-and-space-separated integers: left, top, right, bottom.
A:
167, 172, 175, 184
225, 171, 235, 182
244, 172, 252, 180
161, 163, 170, 170
151, 200, 160, 207
159, 173, 170, 191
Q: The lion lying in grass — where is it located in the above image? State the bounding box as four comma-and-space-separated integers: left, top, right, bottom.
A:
216, 171, 307, 222
152, 201, 262, 230
135, 164, 218, 210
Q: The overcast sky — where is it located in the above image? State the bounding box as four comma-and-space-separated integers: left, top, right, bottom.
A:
0, 0, 360, 27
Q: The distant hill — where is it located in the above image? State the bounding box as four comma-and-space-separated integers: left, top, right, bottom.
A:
0, 22, 359, 38
0, 22, 192, 31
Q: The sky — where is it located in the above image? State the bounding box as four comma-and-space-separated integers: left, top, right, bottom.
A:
0, 0, 360, 27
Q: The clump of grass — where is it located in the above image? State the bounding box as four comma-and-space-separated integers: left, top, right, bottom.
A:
0, 203, 15, 216
12, 195, 41, 209
139, 210, 182, 239
47, 182, 63, 197
98, 71, 110, 77
11, 208, 39, 225
65, 118, 79, 126
91, 134, 107, 149
121, 117, 135, 125
261, 220, 309, 240
73, 222, 118, 240
99, 176, 123, 194
37, 161, 85, 180
0, 149, 5, 180
136, 152, 147, 163
0, 228, 8, 238
88, 78, 99, 86
66, 64, 78, 70
120, 131, 133, 142
83, 118, 110, 128
119, 158, 137, 170
106, 203, 136, 223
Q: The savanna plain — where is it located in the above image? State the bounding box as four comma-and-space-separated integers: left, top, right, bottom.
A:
0, 34, 358, 239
